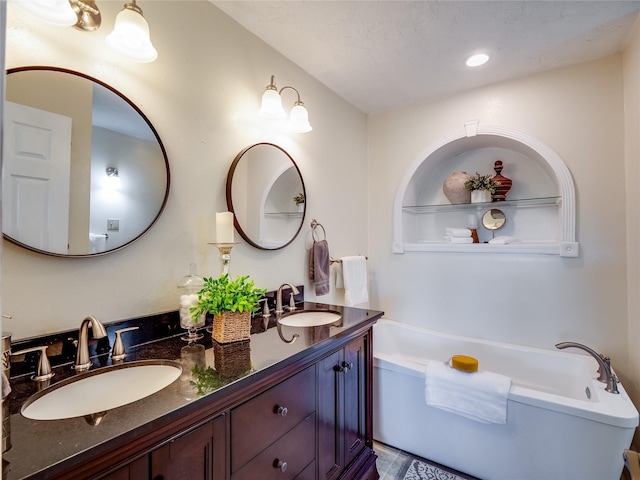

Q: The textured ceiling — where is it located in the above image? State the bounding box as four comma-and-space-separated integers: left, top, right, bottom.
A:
212, 1, 640, 114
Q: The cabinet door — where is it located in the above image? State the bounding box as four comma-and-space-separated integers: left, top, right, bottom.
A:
342, 335, 366, 469
317, 336, 367, 480
99, 455, 149, 480
151, 413, 228, 480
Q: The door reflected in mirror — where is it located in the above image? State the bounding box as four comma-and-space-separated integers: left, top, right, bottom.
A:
3, 67, 170, 257
226, 143, 306, 250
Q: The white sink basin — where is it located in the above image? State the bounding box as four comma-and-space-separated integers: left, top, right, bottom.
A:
21, 360, 182, 421
278, 310, 342, 328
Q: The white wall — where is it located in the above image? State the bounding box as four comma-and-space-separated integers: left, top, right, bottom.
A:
2, 1, 368, 340
368, 55, 631, 375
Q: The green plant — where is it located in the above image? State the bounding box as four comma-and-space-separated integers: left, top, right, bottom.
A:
191, 274, 267, 320
464, 172, 497, 193
293, 192, 305, 206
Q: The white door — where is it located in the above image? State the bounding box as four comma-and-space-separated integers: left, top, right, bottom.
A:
2, 101, 72, 254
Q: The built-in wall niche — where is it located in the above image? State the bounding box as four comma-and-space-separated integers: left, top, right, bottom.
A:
393, 121, 579, 257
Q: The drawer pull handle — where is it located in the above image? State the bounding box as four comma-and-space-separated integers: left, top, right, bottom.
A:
275, 459, 288, 472
276, 405, 288, 417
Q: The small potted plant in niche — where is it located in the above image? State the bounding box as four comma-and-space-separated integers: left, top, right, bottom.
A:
191, 274, 267, 344
464, 172, 497, 203
293, 192, 305, 212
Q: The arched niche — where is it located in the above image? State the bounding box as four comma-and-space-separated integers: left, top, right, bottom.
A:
393, 121, 578, 257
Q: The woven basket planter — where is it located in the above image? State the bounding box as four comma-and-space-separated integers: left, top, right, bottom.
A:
212, 311, 251, 344
213, 339, 251, 379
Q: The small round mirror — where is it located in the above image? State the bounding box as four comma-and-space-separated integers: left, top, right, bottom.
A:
482, 209, 506, 230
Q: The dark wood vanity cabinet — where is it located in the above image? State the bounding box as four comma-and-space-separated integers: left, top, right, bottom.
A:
45, 321, 378, 480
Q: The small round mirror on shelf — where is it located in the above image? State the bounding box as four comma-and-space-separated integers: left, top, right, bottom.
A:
482, 209, 506, 230
226, 143, 306, 250
3, 66, 170, 257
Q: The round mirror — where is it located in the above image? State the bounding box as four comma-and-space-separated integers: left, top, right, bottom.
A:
226, 143, 305, 250
3, 66, 170, 257
482, 209, 506, 230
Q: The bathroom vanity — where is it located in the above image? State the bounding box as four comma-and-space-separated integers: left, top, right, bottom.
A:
3, 302, 383, 480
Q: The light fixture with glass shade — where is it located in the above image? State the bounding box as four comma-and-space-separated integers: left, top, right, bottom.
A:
106, 1, 158, 63
259, 75, 312, 133
12, 0, 79, 27
105, 166, 122, 189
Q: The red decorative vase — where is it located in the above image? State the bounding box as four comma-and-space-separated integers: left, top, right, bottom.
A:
491, 161, 512, 201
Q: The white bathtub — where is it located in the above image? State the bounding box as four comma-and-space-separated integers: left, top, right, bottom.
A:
373, 319, 639, 480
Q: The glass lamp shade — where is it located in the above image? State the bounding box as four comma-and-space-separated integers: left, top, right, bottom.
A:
14, 0, 78, 26
259, 88, 286, 119
288, 104, 312, 133
106, 6, 158, 63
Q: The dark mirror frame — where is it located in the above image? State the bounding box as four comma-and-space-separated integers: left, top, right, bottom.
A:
226, 143, 306, 250
3, 66, 171, 257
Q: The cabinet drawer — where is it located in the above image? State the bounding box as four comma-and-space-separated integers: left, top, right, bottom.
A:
232, 413, 316, 480
231, 366, 315, 470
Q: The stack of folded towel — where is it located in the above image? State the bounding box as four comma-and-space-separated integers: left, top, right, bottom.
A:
444, 227, 473, 244
425, 360, 512, 424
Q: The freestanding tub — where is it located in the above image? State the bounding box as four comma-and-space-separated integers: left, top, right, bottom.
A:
373, 319, 639, 480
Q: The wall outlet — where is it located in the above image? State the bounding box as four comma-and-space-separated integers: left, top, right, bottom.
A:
107, 219, 120, 231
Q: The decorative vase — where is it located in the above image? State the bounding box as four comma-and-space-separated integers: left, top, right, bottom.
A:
491, 160, 512, 201
443, 172, 471, 204
471, 190, 492, 203
212, 311, 251, 344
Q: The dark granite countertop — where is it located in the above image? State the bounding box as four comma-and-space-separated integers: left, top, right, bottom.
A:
2, 302, 383, 480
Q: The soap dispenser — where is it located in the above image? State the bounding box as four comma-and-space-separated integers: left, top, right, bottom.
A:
178, 263, 205, 342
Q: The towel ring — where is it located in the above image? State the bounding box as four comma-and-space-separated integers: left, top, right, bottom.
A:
310, 219, 326, 242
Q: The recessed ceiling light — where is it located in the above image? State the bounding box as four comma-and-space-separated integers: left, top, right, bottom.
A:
465, 53, 490, 67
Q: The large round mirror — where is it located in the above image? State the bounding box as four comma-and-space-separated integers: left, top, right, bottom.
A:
3, 66, 170, 257
226, 143, 305, 250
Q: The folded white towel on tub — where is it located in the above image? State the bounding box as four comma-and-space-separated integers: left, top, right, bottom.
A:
425, 360, 511, 424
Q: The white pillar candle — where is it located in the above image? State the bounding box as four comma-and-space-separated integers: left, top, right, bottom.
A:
216, 212, 235, 244
467, 213, 478, 229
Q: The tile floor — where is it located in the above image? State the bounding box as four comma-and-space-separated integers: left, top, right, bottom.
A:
374, 441, 414, 480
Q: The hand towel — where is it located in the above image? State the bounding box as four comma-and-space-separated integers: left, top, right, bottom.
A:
444, 236, 474, 244
2, 371, 11, 400
341, 256, 368, 306
309, 240, 330, 296
425, 360, 511, 424
334, 261, 344, 289
89, 233, 107, 254
445, 227, 471, 237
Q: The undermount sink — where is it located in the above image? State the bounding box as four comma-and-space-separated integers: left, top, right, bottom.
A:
278, 310, 342, 328
21, 360, 182, 422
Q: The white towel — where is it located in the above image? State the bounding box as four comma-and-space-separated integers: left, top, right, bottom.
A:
445, 227, 471, 237
340, 256, 368, 306
89, 233, 107, 253
425, 360, 511, 424
444, 236, 474, 244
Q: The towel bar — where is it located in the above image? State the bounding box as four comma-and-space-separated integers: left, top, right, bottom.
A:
329, 256, 367, 264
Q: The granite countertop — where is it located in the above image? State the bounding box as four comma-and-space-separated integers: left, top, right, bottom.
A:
2, 302, 383, 480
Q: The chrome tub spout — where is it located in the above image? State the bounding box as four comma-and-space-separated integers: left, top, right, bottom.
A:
556, 341, 619, 394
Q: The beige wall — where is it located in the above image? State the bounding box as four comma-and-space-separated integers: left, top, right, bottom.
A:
368, 55, 630, 375
625, 15, 640, 406
2, 1, 369, 339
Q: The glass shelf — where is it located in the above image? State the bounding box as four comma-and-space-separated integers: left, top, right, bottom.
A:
402, 196, 561, 214
264, 211, 304, 217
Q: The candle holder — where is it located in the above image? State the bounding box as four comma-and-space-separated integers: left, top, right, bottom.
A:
209, 242, 238, 275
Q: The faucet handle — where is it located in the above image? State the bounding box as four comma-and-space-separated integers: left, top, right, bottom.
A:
287, 294, 297, 311
12, 345, 54, 382
111, 326, 139, 361
259, 298, 271, 318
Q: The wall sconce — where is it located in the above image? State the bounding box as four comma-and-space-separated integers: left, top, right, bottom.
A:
11, 0, 157, 62
105, 166, 121, 189
259, 75, 312, 133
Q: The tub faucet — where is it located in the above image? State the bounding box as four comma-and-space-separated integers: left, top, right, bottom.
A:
74, 316, 107, 371
275, 283, 300, 314
555, 342, 619, 394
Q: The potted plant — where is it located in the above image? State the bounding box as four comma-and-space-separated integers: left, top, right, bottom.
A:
293, 192, 305, 212
464, 172, 496, 203
191, 274, 267, 344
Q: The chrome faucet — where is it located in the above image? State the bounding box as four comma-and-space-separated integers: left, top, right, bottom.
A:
556, 342, 619, 394
275, 283, 300, 314
74, 316, 107, 371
